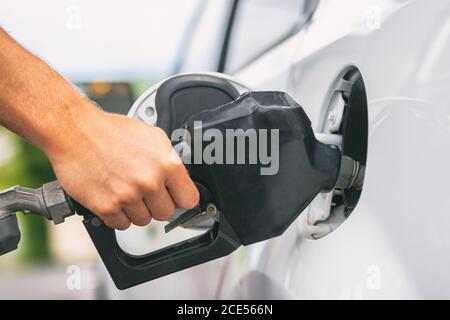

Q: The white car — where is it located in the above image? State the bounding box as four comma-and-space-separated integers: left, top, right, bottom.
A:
107, 0, 450, 299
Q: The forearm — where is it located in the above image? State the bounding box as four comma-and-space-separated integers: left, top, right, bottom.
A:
0, 28, 99, 156
0, 28, 198, 229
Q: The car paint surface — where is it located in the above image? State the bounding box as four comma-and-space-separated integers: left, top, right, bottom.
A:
219, 0, 450, 299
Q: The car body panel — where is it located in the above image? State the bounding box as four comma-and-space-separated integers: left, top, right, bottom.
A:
221, 0, 450, 299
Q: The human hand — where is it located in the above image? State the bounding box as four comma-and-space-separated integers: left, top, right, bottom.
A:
46, 105, 199, 230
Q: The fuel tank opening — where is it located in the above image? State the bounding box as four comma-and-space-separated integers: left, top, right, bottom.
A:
339, 68, 368, 212
304, 66, 368, 239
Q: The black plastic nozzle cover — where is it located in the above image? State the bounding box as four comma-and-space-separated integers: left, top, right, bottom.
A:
77, 91, 341, 289
184, 91, 341, 245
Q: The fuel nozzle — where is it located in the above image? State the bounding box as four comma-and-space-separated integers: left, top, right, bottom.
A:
335, 155, 366, 190
0, 89, 367, 289
0, 181, 75, 256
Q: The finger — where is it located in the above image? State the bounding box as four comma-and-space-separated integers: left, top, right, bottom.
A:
165, 164, 199, 209
101, 211, 131, 230
122, 200, 152, 226
143, 187, 176, 221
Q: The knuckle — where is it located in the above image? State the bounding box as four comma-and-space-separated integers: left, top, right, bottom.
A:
141, 175, 163, 193
164, 160, 183, 175
154, 205, 176, 221
93, 203, 118, 217
115, 187, 140, 206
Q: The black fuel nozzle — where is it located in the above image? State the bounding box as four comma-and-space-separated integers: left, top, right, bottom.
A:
0, 90, 364, 290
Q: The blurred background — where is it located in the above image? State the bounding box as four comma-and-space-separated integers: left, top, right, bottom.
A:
0, 0, 201, 299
